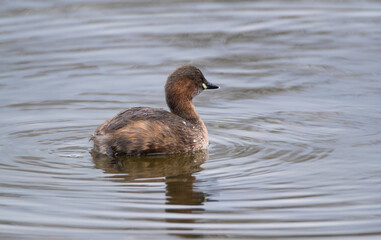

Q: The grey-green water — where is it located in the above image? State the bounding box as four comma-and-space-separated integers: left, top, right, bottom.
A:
1, 1, 381, 239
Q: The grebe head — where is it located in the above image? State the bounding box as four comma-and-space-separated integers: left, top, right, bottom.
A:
164, 65, 219, 120
165, 65, 218, 101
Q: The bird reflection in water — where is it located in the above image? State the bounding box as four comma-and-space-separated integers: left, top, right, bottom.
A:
91, 150, 209, 238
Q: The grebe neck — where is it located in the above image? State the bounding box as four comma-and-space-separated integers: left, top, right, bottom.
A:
168, 98, 202, 123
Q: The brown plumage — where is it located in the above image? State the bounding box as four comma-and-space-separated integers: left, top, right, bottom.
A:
91, 65, 219, 156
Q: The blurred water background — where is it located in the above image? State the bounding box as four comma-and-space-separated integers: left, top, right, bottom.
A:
1, 0, 381, 239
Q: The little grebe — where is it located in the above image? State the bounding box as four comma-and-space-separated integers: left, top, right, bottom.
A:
91, 65, 219, 156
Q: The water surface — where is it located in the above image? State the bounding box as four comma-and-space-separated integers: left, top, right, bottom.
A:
1, 1, 381, 239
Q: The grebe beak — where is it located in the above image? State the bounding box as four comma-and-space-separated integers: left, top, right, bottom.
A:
202, 82, 219, 90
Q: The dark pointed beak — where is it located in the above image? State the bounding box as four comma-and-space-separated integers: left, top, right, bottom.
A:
202, 81, 219, 90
